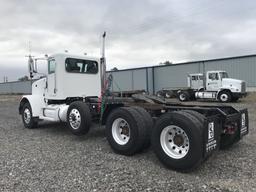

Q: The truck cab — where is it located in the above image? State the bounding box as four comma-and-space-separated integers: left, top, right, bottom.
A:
206, 70, 246, 101
180, 70, 247, 102
206, 71, 223, 91
46, 53, 101, 100
19, 53, 102, 122
188, 73, 204, 90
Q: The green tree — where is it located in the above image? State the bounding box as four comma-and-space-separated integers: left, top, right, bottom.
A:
159, 61, 173, 65
18, 75, 29, 81
111, 67, 118, 71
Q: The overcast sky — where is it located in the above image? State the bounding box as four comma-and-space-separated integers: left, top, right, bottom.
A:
0, 0, 256, 81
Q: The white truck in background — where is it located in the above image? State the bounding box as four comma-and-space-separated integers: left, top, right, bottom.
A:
168, 71, 247, 102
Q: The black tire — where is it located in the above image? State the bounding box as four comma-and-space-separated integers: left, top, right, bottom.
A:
218, 91, 231, 102
178, 91, 189, 102
165, 90, 174, 98
232, 97, 239, 102
67, 101, 91, 135
106, 107, 148, 156
151, 111, 203, 171
21, 102, 38, 129
181, 110, 212, 162
182, 110, 205, 126
156, 90, 165, 98
130, 106, 154, 150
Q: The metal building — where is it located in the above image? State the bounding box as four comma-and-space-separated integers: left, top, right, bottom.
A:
0, 80, 32, 94
108, 54, 256, 94
0, 54, 255, 94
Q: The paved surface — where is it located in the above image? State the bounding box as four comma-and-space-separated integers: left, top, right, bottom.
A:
0, 95, 255, 192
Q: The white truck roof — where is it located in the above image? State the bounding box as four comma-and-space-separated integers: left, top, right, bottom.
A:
189, 73, 203, 76
206, 70, 226, 73
49, 53, 99, 62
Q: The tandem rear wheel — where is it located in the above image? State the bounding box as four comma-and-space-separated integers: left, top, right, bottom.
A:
151, 110, 206, 172
105, 107, 153, 155
178, 91, 190, 102
106, 106, 208, 171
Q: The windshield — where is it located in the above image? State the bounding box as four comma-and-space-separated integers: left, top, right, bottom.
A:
219, 72, 228, 79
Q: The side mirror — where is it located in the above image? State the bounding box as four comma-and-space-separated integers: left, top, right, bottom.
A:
28, 55, 37, 78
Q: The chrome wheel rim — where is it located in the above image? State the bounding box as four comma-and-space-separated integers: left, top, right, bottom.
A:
69, 109, 81, 130
166, 93, 171, 98
24, 108, 31, 124
179, 94, 186, 101
112, 118, 130, 145
160, 125, 190, 159
220, 94, 228, 102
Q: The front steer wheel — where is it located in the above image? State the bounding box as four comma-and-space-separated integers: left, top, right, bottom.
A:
67, 101, 92, 135
21, 102, 38, 129
218, 91, 232, 102
151, 111, 204, 172
106, 107, 148, 156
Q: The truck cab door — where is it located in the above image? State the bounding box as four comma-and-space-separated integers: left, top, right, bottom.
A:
46, 59, 57, 98
191, 76, 198, 89
206, 72, 221, 91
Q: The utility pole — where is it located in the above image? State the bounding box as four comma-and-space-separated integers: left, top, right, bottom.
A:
29, 41, 31, 55
3, 76, 8, 83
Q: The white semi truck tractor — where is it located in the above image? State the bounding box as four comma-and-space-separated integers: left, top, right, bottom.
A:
19, 34, 249, 172
176, 71, 247, 102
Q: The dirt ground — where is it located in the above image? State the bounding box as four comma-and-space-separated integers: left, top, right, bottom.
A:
0, 93, 255, 192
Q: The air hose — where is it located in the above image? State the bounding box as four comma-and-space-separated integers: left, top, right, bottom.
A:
99, 74, 113, 121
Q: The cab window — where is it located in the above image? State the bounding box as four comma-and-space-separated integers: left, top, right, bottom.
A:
208, 73, 219, 80
191, 76, 198, 80
48, 59, 56, 74
220, 72, 228, 79
65, 58, 98, 74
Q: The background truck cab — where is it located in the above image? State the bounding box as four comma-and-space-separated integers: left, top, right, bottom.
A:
180, 70, 247, 102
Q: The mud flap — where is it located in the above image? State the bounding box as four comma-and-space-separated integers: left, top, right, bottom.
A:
239, 109, 249, 137
203, 115, 221, 157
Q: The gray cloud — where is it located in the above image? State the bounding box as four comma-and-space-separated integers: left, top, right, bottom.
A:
0, 0, 256, 81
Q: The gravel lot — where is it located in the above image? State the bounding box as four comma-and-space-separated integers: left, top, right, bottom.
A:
0, 95, 255, 192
